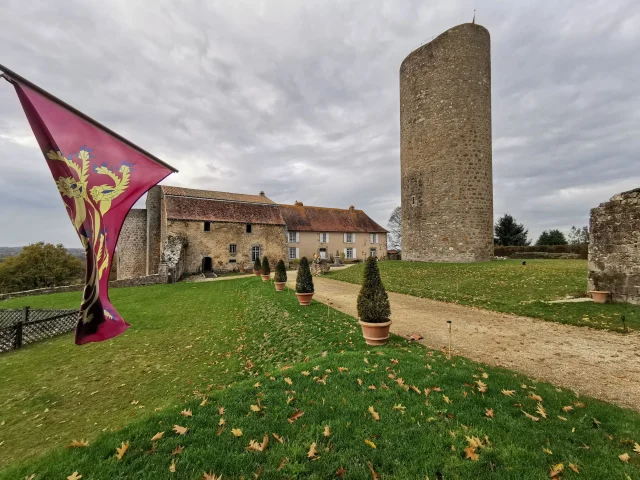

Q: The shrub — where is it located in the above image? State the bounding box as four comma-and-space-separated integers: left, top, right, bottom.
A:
274, 260, 287, 282
261, 256, 271, 276
494, 244, 587, 259
295, 257, 314, 294
357, 256, 391, 323
253, 257, 262, 273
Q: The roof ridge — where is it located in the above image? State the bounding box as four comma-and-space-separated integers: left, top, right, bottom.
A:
279, 203, 364, 212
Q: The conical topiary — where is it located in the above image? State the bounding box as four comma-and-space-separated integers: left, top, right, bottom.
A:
295, 257, 314, 293
254, 257, 262, 273
274, 260, 287, 282
261, 256, 271, 276
357, 256, 390, 323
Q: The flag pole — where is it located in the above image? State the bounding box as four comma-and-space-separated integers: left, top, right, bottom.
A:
0, 63, 178, 173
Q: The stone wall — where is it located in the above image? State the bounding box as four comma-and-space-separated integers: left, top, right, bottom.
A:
146, 186, 163, 275
588, 188, 640, 304
117, 209, 147, 280
166, 219, 287, 274
400, 23, 493, 262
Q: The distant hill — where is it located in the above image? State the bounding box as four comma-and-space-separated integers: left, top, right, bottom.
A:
0, 246, 85, 262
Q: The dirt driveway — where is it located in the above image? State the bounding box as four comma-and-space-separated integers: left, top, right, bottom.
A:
291, 276, 640, 411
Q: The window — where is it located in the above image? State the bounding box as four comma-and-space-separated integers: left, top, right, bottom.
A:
345, 248, 354, 259
251, 245, 261, 261
370, 248, 377, 257
229, 258, 237, 263
204, 221, 211, 232
320, 232, 328, 243
370, 233, 378, 243
288, 247, 298, 259
288, 231, 297, 243
246, 224, 252, 233
412, 196, 416, 206
345, 233, 354, 243
229, 244, 237, 254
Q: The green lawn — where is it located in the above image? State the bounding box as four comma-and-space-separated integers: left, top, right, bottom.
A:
0, 278, 639, 479
328, 260, 639, 332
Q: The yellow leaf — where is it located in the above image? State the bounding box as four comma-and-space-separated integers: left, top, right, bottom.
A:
364, 439, 376, 449
254, 382, 261, 388
368, 385, 376, 390
247, 434, 269, 452
201, 472, 222, 480
542, 447, 553, 455
529, 393, 543, 402
338, 367, 349, 372
67, 472, 82, 480
301, 371, 310, 376
633, 442, 640, 455
549, 463, 564, 477
367, 461, 380, 480
324, 425, 331, 437
284, 377, 293, 386
568, 463, 579, 474
218, 418, 226, 426
272, 433, 284, 443
562, 405, 574, 412
485, 408, 494, 418
218, 407, 225, 415
68, 439, 89, 448
115, 441, 129, 460
392, 403, 406, 414
169, 458, 176, 473
277, 457, 288, 470
199, 397, 208, 407
151, 432, 164, 442
231, 428, 243, 437
357, 378, 363, 386
181, 409, 193, 418
523, 411, 539, 422
464, 446, 479, 461
443, 395, 451, 404
368, 406, 380, 421
307, 442, 318, 458
557, 415, 568, 421
476, 380, 487, 393
173, 425, 189, 435
410, 385, 421, 394
250, 405, 261, 412
172, 445, 184, 455
536, 403, 547, 419
619, 452, 630, 463
501, 389, 516, 397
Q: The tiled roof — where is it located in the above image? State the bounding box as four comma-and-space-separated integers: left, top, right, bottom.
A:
279, 204, 387, 233
165, 196, 285, 225
161, 185, 275, 204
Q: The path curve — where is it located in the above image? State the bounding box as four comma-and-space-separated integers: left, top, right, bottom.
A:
291, 277, 640, 411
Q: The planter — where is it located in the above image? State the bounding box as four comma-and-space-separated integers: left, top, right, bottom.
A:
253, 269, 261, 276
358, 320, 392, 346
274, 281, 286, 291
590, 290, 610, 304
261, 275, 270, 282
295, 292, 314, 306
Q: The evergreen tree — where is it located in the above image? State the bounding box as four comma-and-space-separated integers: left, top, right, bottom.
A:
261, 256, 271, 276
536, 229, 568, 246
253, 257, 262, 273
274, 260, 287, 282
295, 257, 314, 293
357, 256, 391, 323
494, 214, 530, 246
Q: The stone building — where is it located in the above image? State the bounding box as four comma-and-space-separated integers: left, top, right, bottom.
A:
399, 23, 493, 262
279, 202, 387, 262
116, 186, 386, 279
588, 188, 640, 304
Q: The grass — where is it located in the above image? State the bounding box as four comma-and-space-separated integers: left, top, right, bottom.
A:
0, 278, 639, 479
327, 260, 639, 332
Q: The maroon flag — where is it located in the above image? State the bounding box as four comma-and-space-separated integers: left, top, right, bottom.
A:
2, 67, 176, 344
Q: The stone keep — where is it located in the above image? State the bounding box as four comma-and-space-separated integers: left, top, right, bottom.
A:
400, 23, 493, 262
588, 188, 640, 304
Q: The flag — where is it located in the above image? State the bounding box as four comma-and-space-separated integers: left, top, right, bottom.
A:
4, 71, 176, 344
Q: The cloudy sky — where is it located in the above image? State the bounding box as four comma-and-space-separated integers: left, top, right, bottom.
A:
0, 0, 638, 247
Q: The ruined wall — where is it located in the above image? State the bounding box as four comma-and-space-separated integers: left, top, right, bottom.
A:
166, 220, 287, 274
400, 23, 493, 262
588, 188, 640, 304
116, 209, 147, 280
146, 186, 163, 275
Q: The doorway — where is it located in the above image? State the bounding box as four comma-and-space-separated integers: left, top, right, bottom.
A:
202, 256, 213, 273
319, 248, 327, 259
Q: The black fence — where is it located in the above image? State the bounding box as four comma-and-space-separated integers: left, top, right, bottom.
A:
0, 307, 78, 353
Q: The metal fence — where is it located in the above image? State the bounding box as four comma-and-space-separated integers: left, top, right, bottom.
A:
0, 307, 78, 353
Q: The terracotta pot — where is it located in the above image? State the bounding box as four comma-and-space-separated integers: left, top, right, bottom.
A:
295, 292, 314, 306
274, 282, 286, 291
253, 270, 261, 276
358, 320, 392, 346
261, 275, 270, 282
590, 291, 610, 304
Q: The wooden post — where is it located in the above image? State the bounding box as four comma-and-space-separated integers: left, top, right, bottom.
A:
447, 320, 452, 359
15, 306, 28, 349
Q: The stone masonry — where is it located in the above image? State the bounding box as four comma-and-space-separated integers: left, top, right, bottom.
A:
400, 23, 493, 262
116, 209, 147, 279
588, 188, 640, 304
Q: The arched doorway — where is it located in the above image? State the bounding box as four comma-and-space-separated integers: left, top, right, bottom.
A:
202, 256, 213, 273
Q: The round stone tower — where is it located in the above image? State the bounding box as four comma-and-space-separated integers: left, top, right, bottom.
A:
400, 23, 493, 263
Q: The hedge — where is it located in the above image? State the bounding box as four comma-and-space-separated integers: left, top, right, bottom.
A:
494, 243, 588, 259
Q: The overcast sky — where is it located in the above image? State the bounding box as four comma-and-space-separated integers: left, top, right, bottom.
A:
1, 0, 638, 247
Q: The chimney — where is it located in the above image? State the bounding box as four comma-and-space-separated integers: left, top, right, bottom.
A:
349, 205, 355, 211
259, 191, 265, 196
295, 201, 303, 206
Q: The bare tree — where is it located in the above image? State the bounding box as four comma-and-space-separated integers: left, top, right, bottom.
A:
387, 206, 402, 250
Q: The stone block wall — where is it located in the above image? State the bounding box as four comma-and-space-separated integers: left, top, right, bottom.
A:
400, 23, 493, 262
146, 186, 163, 275
588, 188, 640, 304
116, 209, 147, 280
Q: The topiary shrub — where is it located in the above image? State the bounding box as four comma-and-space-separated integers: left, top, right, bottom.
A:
274, 260, 287, 282
295, 257, 314, 293
254, 257, 262, 273
261, 256, 271, 276
357, 256, 391, 323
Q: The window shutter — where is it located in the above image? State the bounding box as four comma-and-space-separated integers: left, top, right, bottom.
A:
352, 233, 356, 243
296, 232, 300, 243
344, 248, 347, 258
326, 232, 330, 242
343, 233, 347, 243
296, 248, 299, 259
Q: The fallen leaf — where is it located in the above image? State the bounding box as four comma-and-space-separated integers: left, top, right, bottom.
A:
443, 395, 451, 404
115, 441, 130, 460
284, 377, 293, 386
247, 434, 269, 452
368, 385, 376, 390
464, 446, 479, 461
181, 409, 193, 418
219, 418, 226, 426
549, 463, 564, 478
336, 466, 346, 477
277, 457, 288, 470
272, 433, 284, 443
324, 425, 331, 437
364, 439, 376, 449
557, 415, 568, 421
485, 408, 494, 418
522, 411, 540, 422
410, 385, 421, 394
536, 403, 547, 419
250, 404, 261, 412
529, 393, 543, 402
368, 406, 380, 421
199, 397, 208, 407
307, 442, 318, 459
172, 445, 185, 455
151, 432, 164, 442
357, 378, 363, 386
391, 358, 399, 364
476, 380, 487, 393
568, 463, 579, 474
501, 389, 516, 397
201, 472, 222, 480
68, 439, 89, 448
619, 453, 630, 463
634, 442, 640, 455
254, 382, 261, 388
301, 371, 310, 376
231, 428, 243, 437
169, 458, 176, 473
367, 461, 380, 480
562, 405, 574, 413
218, 407, 225, 415
288, 410, 304, 424
173, 425, 189, 435
67, 473, 82, 480
392, 403, 406, 414
542, 447, 553, 455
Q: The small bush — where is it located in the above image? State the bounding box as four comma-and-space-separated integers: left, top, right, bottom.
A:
261, 256, 271, 276
274, 260, 287, 282
253, 257, 262, 273
295, 257, 314, 293
494, 244, 587, 259
357, 256, 391, 323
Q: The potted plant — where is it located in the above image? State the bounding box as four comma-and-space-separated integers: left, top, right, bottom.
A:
261, 256, 271, 282
357, 256, 391, 346
295, 257, 314, 306
274, 259, 287, 291
590, 290, 610, 304
253, 257, 262, 276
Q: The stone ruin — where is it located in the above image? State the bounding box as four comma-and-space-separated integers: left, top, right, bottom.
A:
588, 188, 640, 304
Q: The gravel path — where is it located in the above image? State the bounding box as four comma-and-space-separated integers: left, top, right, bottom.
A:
292, 276, 640, 411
